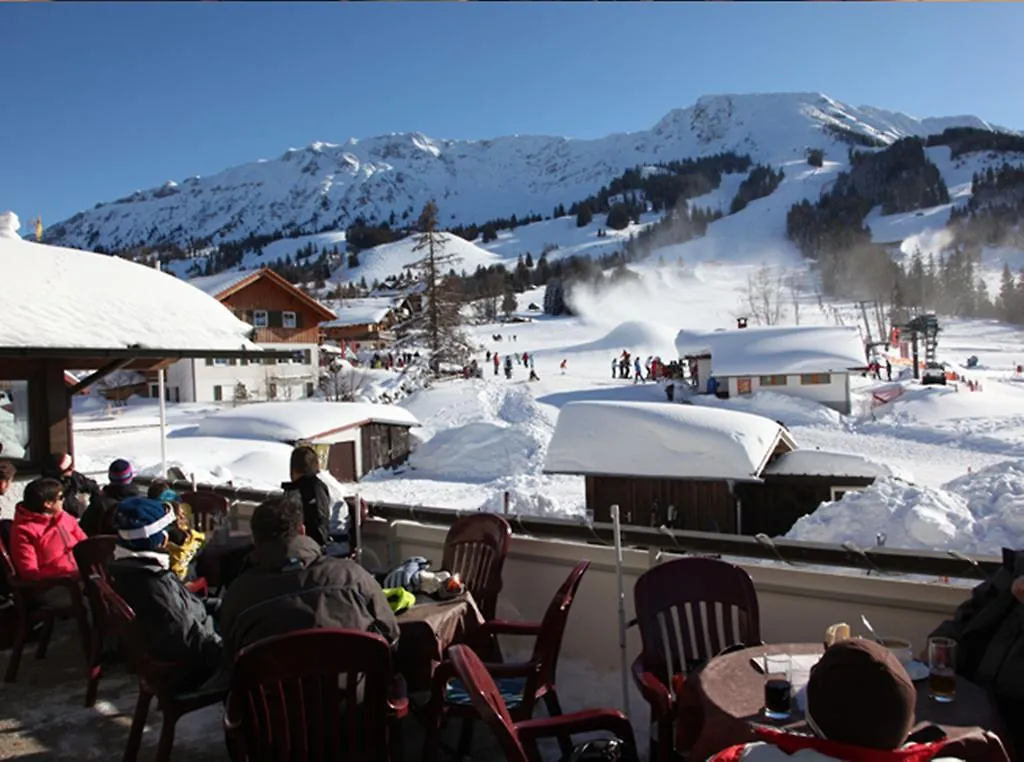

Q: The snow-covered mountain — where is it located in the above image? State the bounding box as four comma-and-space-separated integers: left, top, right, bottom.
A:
44, 92, 1008, 252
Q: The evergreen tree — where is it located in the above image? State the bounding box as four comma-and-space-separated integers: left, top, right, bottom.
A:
576, 204, 593, 228
502, 288, 518, 316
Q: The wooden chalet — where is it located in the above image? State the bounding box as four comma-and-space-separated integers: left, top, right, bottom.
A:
543, 400, 896, 537
0, 220, 293, 470
320, 297, 401, 347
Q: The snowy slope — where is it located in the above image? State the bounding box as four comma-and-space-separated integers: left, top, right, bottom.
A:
43, 92, 1009, 252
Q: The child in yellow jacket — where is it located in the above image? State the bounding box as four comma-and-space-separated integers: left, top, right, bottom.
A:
149, 484, 206, 581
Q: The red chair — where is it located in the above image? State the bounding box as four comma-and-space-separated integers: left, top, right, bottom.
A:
446, 643, 640, 762
177, 490, 230, 533
442, 513, 511, 622
0, 521, 91, 684
425, 560, 590, 761
631, 557, 762, 762
224, 628, 409, 762
72, 535, 118, 707
93, 577, 227, 762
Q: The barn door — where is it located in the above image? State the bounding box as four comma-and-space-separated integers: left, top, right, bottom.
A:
328, 441, 357, 483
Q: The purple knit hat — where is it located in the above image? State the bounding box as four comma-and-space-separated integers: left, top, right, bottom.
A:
108, 459, 134, 485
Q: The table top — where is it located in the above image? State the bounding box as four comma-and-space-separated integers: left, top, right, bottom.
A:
696, 643, 1004, 739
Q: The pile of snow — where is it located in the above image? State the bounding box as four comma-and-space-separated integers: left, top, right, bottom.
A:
786, 460, 1024, 555
408, 421, 544, 482
565, 320, 678, 356
545, 401, 794, 481
0, 216, 257, 352
475, 486, 561, 516
195, 400, 419, 441
675, 325, 866, 377
697, 390, 845, 428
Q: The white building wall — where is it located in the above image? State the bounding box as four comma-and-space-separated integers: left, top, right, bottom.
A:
722, 372, 852, 414
174, 343, 321, 403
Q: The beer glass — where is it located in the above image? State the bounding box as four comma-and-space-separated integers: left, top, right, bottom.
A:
928, 637, 956, 703
763, 654, 792, 720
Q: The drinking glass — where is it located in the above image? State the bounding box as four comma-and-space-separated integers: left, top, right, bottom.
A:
763, 654, 792, 720
928, 637, 957, 703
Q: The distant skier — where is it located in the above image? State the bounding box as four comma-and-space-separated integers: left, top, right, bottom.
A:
611, 357, 617, 379
634, 357, 643, 384
504, 355, 513, 379
493, 353, 500, 376
486, 350, 492, 363
560, 358, 568, 374
528, 368, 539, 382
885, 359, 892, 381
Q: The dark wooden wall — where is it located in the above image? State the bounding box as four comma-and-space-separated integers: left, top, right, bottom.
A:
360, 423, 413, 476
223, 278, 324, 344
735, 475, 876, 537
0, 358, 72, 468
587, 475, 737, 533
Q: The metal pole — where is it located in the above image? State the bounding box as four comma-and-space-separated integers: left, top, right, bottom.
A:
157, 368, 168, 479
610, 504, 632, 716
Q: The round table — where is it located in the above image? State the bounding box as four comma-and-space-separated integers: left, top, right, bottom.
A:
687, 643, 1008, 761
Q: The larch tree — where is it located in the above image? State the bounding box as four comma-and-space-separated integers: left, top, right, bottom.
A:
406, 201, 472, 373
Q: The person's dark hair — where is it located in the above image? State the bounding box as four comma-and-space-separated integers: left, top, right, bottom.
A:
250, 495, 304, 545
289, 445, 320, 478
22, 478, 63, 513
147, 479, 170, 500
0, 460, 16, 482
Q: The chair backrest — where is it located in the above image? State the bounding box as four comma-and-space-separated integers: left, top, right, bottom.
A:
92, 576, 167, 683
447, 644, 529, 762
225, 628, 396, 762
633, 557, 760, 686
178, 490, 229, 533
441, 513, 511, 620
73, 536, 118, 628
530, 560, 590, 690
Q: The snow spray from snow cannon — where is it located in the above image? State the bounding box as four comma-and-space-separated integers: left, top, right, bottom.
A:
610, 504, 631, 716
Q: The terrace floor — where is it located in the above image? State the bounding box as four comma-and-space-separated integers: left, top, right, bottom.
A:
0, 623, 521, 761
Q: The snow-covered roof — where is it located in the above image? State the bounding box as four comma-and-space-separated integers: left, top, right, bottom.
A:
0, 212, 258, 353
321, 297, 396, 327
194, 400, 420, 442
543, 401, 796, 482
188, 270, 256, 298
764, 449, 900, 480
675, 325, 867, 377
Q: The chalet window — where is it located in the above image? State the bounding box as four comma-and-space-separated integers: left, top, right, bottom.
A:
214, 357, 228, 367
253, 310, 268, 328
240, 358, 248, 367
283, 311, 297, 329
736, 378, 753, 395
800, 373, 831, 385
229, 358, 237, 366
269, 383, 278, 400
213, 385, 223, 402
760, 375, 787, 386
305, 382, 315, 397
264, 357, 277, 366
830, 486, 866, 501
0, 381, 31, 461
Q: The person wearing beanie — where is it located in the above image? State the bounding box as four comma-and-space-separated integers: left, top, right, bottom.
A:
41, 452, 100, 520
107, 496, 222, 692
709, 640, 970, 762
79, 458, 140, 536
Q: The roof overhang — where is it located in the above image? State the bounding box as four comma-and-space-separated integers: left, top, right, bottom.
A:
541, 468, 764, 483
0, 345, 299, 372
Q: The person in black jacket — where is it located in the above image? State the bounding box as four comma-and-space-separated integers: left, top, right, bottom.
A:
108, 495, 222, 692
80, 458, 140, 536
41, 452, 100, 519
280, 445, 331, 547
219, 494, 398, 665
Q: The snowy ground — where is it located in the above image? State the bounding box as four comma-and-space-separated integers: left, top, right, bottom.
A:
68, 194, 1024, 558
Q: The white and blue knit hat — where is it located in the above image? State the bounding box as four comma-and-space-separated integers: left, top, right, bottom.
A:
113, 497, 176, 551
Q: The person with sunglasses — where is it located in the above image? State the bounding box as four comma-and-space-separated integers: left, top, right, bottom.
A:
7, 477, 87, 608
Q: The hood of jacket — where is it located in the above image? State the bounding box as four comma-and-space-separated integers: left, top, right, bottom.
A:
111, 545, 172, 571
14, 503, 64, 532
250, 534, 322, 571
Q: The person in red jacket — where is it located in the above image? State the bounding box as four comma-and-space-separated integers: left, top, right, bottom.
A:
8, 477, 86, 607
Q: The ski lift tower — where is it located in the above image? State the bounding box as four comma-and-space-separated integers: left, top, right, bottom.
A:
892, 312, 941, 380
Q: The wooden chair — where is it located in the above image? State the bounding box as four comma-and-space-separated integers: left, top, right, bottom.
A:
0, 521, 91, 684
631, 557, 762, 762
93, 577, 227, 762
72, 535, 118, 707
425, 560, 591, 761
441, 513, 511, 622
446, 643, 640, 762
224, 628, 409, 762
177, 490, 229, 533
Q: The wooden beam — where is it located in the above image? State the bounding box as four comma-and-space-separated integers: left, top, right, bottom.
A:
69, 357, 134, 396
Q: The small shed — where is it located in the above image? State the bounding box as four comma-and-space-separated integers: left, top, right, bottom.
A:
195, 400, 420, 482
675, 325, 867, 414
543, 400, 896, 536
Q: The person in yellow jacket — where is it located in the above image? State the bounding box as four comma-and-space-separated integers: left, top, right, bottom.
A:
147, 481, 205, 581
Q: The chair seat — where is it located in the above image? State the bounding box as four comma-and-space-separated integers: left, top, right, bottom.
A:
445, 675, 526, 709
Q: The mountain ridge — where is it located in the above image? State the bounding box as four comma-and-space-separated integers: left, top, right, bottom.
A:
43, 91, 1017, 252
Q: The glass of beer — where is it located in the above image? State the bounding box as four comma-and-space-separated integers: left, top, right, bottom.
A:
763, 654, 793, 720
928, 637, 957, 703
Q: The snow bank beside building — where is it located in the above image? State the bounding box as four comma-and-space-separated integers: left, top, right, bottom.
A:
785, 460, 1024, 555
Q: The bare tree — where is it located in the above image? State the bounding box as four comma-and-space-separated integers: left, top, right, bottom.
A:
405, 201, 472, 373
319, 364, 370, 402
743, 265, 788, 326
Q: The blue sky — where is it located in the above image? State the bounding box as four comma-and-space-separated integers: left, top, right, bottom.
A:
2, 2, 1021, 228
